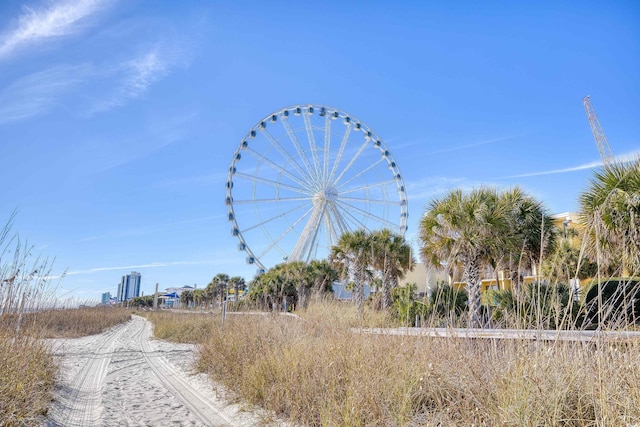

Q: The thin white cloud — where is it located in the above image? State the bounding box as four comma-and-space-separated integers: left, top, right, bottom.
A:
65, 261, 211, 276
91, 43, 184, 113
0, 43, 188, 124
427, 135, 520, 155
0, 0, 113, 59
86, 109, 200, 172
0, 63, 91, 124
500, 149, 640, 179
501, 161, 601, 179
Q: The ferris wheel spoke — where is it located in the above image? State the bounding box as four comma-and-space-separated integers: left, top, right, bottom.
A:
336, 199, 399, 230
323, 209, 339, 247
240, 202, 311, 233
290, 202, 326, 262
234, 172, 310, 196
339, 179, 398, 195
302, 112, 322, 181
245, 147, 311, 190
336, 157, 386, 190
281, 117, 316, 180
339, 196, 401, 205
323, 114, 331, 182
257, 204, 316, 260
327, 202, 351, 238
329, 124, 352, 182
261, 128, 311, 182
332, 139, 369, 186
233, 196, 312, 204
334, 202, 370, 230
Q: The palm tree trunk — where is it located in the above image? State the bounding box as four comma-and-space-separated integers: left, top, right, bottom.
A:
355, 268, 365, 318
464, 255, 482, 328
381, 266, 393, 309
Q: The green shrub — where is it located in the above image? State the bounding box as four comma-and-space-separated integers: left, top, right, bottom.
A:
491, 283, 578, 329
582, 278, 640, 329
391, 283, 428, 326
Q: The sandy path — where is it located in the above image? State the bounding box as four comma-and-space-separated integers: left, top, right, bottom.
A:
44, 315, 273, 426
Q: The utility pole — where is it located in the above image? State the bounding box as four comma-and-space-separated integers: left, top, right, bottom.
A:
583, 95, 614, 166
153, 283, 159, 309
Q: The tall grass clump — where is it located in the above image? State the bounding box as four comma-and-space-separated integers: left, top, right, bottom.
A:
0, 219, 57, 426
143, 310, 217, 343
27, 306, 132, 338
190, 299, 640, 426
0, 217, 133, 425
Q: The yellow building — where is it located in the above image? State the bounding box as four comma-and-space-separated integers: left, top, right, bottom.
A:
550, 211, 583, 248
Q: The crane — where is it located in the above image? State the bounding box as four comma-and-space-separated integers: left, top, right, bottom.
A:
583, 95, 614, 166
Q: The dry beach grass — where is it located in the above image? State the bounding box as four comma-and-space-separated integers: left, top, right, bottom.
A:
145, 302, 640, 426
0, 307, 132, 426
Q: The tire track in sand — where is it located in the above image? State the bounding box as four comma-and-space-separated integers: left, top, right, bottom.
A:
135, 315, 236, 426
46, 315, 266, 426
46, 320, 130, 426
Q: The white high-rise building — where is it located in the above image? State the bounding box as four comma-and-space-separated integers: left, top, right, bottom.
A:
117, 271, 141, 302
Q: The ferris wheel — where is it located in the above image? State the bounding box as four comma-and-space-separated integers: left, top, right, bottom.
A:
226, 104, 408, 272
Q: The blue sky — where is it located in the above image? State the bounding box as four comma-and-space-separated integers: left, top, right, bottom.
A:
1, 0, 639, 300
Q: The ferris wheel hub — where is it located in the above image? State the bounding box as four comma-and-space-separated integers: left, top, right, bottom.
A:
313, 186, 338, 204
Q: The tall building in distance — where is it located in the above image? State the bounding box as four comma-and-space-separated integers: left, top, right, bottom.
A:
117, 271, 141, 302
101, 292, 111, 304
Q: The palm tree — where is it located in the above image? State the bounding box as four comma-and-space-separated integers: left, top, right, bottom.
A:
247, 265, 297, 310
420, 188, 511, 328
204, 281, 218, 308
206, 273, 229, 308
215, 273, 230, 305
278, 261, 311, 310
371, 229, 414, 309
579, 158, 640, 275
308, 259, 338, 296
330, 229, 373, 317
180, 290, 194, 308
501, 187, 556, 286
228, 276, 246, 302
193, 289, 205, 308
